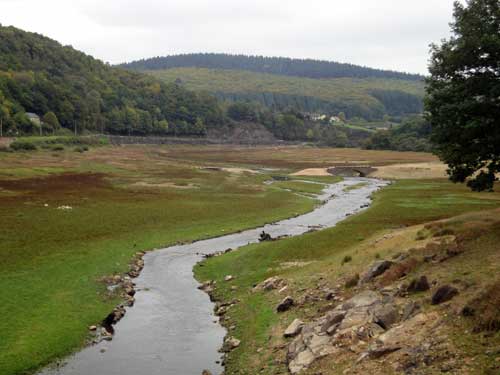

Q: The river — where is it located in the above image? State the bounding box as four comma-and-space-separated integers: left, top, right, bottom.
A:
40, 177, 387, 375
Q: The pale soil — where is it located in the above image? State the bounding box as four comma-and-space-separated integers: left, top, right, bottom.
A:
223, 167, 258, 174
291, 168, 332, 176
292, 162, 448, 180
370, 162, 448, 179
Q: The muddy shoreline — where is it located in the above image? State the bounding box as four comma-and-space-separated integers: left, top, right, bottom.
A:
40, 178, 388, 375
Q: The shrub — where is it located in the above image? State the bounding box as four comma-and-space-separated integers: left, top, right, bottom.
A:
341, 255, 352, 265
10, 140, 37, 151
50, 144, 65, 151
74, 146, 89, 153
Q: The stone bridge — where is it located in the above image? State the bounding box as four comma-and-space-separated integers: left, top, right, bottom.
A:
327, 166, 377, 177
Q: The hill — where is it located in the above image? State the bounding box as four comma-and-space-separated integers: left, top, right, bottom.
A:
146, 67, 425, 121
0, 26, 223, 137
121, 54, 425, 121
120, 53, 424, 81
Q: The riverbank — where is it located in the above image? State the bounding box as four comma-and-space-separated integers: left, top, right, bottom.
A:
195, 179, 500, 374
0, 146, 323, 375
37, 178, 385, 375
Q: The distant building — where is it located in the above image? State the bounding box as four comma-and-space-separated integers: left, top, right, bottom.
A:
26, 113, 41, 126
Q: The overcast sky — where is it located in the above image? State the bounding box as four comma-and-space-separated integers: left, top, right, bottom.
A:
0, 0, 459, 74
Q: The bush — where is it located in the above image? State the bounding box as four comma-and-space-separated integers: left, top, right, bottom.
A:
10, 140, 37, 151
341, 255, 352, 265
74, 146, 89, 153
50, 144, 65, 151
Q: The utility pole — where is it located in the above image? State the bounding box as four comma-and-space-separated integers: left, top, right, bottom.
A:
74, 120, 77, 136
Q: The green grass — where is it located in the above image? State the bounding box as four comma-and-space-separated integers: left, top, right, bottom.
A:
194, 179, 500, 375
272, 180, 326, 196
0, 151, 318, 375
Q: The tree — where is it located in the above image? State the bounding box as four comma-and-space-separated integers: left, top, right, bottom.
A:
42, 111, 60, 132
425, 0, 500, 191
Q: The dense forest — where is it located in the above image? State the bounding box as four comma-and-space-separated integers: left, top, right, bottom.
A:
121, 53, 424, 81
0, 25, 224, 136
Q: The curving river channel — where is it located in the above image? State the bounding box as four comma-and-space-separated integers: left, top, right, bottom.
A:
41, 177, 388, 375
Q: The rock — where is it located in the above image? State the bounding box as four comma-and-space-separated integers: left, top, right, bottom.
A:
198, 280, 215, 294
277, 296, 294, 312
401, 301, 421, 321
224, 275, 235, 282
373, 304, 399, 330
201, 370, 212, 375
89, 325, 97, 331
224, 336, 241, 351
339, 290, 381, 311
289, 349, 316, 374
407, 276, 430, 293
259, 231, 273, 242
360, 260, 393, 283
284, 319, 304, 338
358, 345, 401, 361
345, 273, 360, 288
338, 308, 372, 331
254, 276, 285, 291
431, 285, 459, 305
320, 311, 345, 334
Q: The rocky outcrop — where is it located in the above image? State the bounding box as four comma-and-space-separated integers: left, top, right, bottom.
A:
359, 260, 393, 284
277, 296, 295, 312
284, 319, 304, 338
286, 291, 394, 373
431, 285, 459, 305
406, 275, 430, 293
254, 276, 286, 292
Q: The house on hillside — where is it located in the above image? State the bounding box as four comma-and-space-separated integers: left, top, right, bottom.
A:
26, 113, 41, 126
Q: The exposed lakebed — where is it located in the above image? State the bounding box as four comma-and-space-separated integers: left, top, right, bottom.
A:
41, 177, 388, 375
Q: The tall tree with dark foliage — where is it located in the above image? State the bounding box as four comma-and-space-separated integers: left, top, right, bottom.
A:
425, 0, 500, 191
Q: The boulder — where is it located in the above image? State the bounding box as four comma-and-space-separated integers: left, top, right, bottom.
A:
224, 275, 235, 282
338, 290, 381, 311
259, 231, 273, 242
284, 319, 304, 338
277, 296, 294, 312
288, 349, 316, 374
401, 301, 421, 321
432, 285, 459, 305
223, 336, 241, 352
201, 370, 213, 375
360, 260, 393, 283
373, 304, 400, 329
254, 276, 285, 291
407, 276, 430, 293
345, 273, 360, 288
320, 311, 345, 334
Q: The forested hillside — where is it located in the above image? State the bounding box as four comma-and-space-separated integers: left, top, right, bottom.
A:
142, 68, 424, 121
0, 26, 223, 136
122, 55, 425, 121
121, 53, 423, 81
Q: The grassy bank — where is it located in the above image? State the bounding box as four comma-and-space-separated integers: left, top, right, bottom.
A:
194, 179, 500, 374
0, 146, 320, 375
